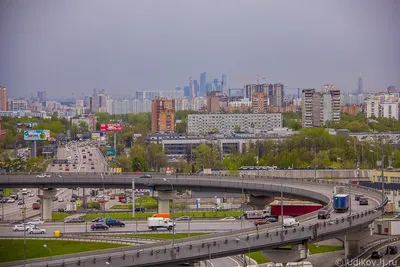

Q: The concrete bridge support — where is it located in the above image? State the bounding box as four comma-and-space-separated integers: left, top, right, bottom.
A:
39, 189, 57, 221
262, 241, 309, 264
345, 227, 371, 259
248, 195, 274, 210
153, 191, 176, 214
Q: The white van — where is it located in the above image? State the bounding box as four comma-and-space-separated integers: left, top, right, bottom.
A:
286, 262, 313, 266
283, 218, 299, 228
21, 189, 28, 195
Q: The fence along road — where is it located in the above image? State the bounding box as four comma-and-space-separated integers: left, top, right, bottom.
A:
0, 174, 387, 267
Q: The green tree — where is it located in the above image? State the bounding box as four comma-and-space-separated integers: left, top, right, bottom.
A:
79, 121, 89, 133
132, 156, 149, 172
145, 144, 166, 171
192, 143, 221, 169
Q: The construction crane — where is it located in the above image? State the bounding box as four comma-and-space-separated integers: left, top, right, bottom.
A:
285, 87, 305, 99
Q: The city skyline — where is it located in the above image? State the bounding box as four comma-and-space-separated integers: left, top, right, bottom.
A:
1, 0, 399, 98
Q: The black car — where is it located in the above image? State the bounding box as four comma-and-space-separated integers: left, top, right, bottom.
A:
267, 217, 278, 223
70, 198, 76, 202
317, 210, 331, 219
371, 251, 383, 259
58, 208, 65, 212
91, 223, 109, 230
386, 245, 398, 255
139, 175, 152, 178
17, 200, 25, 205
355, 194, 364, 201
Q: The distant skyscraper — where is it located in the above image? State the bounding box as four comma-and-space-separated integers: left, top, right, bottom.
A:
193, 80, 199, 97
357, 73, 363, 94
37, 91, 47, 102
213, 79, 219, 91
183, 86, 191, 98
0, 87, 6, 111
200, 72, 207, 97
206, 82, 212, 93
221, 74, 227, 95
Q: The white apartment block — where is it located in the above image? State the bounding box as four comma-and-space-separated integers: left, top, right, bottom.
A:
381, 102, 399, 120
364, 95, 400, 119
110, 99, 152, 115
7, 99, 28, 111
365, 97, 380, 118
187, 113, 282, 135
71, 117, 95, 131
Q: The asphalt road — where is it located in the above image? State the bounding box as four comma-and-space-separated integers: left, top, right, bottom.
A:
47, 141, 106, 173
0, 220, 254, 237
359, 240, 400, 267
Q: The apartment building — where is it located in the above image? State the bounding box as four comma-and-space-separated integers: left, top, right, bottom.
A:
187, 113, 282, 135
151, 98, 176, 133
7, 99, 28, 111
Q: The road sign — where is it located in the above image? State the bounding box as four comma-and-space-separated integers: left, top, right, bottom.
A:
21, 210, 25, 215
106, 149, 116, 156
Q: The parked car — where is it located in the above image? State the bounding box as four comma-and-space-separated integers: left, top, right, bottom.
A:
254, 219, 270, 226
91, 223, 109, 231
177, 216, 191, 221
359, 197, 369, 205
36, 173, 50, 178
58, 208, 65, 212
139, 175, 152, 178
120, 198, 127, 203
7, 198, 15, 203
28, 227, 46, 234
371, 251, 383, 259
267, 217, 278, 223
70, 198, 76, 203
317, 210, 331, 219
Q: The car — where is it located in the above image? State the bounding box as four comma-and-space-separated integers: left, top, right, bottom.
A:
371, 251, 383, 259
134, 207, 145, 212
36, 174, 45, 178
106, 218, 125, 227
139, 175, 152, 178
317, 210, 331, 219
177, 216, 191, 221
120, 198, 127, 203
27, 219, 44, 225
58, 198, 64, 202
91, 223, 109, 230
28, 193, 34, 197
13, 224, 31, 231
359, 197, 369, 205
28, 227, 46, 234
53, 196, 58, 201
92, 217, 104, 223
70, 198, 76, 203
254, 219, 270, 226
91, 166, 95, 169
58, 208, 65, 212
355, 194, 364, 201
110, 195, 116, 200
0, 198, 8, 203
64, 218, 85, 223
267, 217, 278, 223
7, 198, 15, 203
17, 200, 25, 205
283, 218, 299, 228
386, 245, 398, 255
220, 217, 236, 221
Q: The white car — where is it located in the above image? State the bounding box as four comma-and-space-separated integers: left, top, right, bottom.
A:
283, 218, 299, 228
220, 217, 236, 221
13, 224, 31, 231
28, 227, 46, 234
36, 173, 51, 178
58, 198, 64, 202
27, 219, 44, 225
7, 198, 15, 203
28, 193, 34, 197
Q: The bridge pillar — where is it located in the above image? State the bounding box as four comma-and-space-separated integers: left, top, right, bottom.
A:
262, 241, 309, 264
153, 191, 176, 214
345, 228, 371, 259
39, 189, 57, 221
248, 195, 274, 210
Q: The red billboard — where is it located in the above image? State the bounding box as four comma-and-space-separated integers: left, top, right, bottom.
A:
100, 123, 122, 132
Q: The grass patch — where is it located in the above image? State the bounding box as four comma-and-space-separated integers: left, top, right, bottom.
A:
82, 211, 242, 221
111, 204, 132, 209
0, 239, 128, 263
116, 232, 208, 240
2, 188, 13, 197
246, 244, 343, 264
51, 213, 70, 221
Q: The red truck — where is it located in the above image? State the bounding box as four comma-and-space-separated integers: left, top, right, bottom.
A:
32, 202, 40, 210
270, 200, 322, 217
118, 194, 126, 202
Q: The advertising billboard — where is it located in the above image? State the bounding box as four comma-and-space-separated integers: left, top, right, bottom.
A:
91, 133, 101, 140
106, 149, 116, 156
16, 122, 37, 132
100, 123, 122, 132
23, 130, 50, 141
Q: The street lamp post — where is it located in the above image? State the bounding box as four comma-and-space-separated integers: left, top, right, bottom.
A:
43, 244, 52, 261
240, 174, 244, 230
163, 178, 175, 246
101, 173, 105, 218
236, 237, 251, 267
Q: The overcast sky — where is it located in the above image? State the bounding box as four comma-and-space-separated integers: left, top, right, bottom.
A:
0, 0, 399, 99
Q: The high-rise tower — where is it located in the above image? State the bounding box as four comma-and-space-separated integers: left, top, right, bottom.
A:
200, 72, 207, 97
357, 73, 363, 94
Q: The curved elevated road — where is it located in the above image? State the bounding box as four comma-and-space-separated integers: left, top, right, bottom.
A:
0, 174, 387, 267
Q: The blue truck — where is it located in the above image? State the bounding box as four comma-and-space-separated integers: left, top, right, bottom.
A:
333, 194, 350, 213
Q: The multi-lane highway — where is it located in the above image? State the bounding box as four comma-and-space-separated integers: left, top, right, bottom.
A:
47, 141, 106, 173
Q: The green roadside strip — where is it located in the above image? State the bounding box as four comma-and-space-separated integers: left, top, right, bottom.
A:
51, 212, 70, 221
115, 232, 208, 240
0, 239, 128, 263
82, 211, 242, 221
245, 244, 344, 264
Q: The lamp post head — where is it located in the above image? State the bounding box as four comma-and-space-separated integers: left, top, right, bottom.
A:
163, 178, 167, 181
43, 244, 47, 248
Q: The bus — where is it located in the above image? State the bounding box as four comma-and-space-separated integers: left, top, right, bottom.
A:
241, 208, 271, 219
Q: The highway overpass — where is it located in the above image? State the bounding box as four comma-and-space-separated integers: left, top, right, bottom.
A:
0, 174, 387, 267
